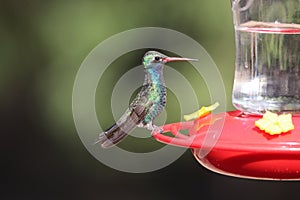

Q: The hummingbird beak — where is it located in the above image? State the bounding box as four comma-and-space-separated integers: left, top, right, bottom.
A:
163, 57, 198, 63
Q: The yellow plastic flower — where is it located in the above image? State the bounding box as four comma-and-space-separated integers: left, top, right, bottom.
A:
255, 111, 294, 135
184, 102, 219, 121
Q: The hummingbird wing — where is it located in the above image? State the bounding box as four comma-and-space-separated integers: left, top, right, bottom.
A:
95, 84, 154, 148
96, 94, 153, 148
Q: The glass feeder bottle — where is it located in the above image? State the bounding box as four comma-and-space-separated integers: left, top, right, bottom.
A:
231, 0, 300, 114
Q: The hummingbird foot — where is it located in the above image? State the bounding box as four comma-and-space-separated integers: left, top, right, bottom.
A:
153, 126, 164, 135
145, 123, 163, 134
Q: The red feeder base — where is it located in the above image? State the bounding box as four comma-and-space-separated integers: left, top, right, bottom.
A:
152, 110, 300, 180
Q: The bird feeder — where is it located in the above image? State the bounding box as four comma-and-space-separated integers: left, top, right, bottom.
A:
152, 0, 300, 180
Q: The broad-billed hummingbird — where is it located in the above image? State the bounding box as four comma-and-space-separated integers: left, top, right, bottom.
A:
95, 51, 198, 148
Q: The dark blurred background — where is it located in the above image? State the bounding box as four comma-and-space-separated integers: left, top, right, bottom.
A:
2, 0, 300, 199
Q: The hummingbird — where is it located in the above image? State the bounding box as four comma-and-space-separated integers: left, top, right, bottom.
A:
95, 51, 198, 148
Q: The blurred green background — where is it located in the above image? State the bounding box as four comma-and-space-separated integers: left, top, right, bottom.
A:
2, 0, 300, 199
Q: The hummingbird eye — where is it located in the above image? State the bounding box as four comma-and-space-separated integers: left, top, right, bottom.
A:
154, 56, 161, 61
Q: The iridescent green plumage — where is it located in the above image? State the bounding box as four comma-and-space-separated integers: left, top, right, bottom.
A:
96, 51, 197, 148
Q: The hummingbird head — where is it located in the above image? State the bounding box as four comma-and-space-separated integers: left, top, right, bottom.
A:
142, 51, 198, 70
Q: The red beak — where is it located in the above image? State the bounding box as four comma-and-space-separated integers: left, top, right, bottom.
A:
163, 57, 198, 63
